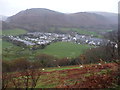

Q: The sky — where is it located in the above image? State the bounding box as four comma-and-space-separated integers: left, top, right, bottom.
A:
0, 0, 119, 16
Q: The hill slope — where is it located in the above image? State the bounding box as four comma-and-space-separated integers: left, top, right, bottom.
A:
36, 42, 92, 58
3, 63, 118, 88
93, 12, 117, 24
7, 8, 117, 32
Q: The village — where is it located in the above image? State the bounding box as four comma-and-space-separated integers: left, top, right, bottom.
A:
2, 32, 112, 49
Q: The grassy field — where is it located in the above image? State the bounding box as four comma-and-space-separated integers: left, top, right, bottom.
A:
71, 28, 98, 36
43, 65, 83, 72
2, 28, 28, 60
2, 40, 18, 49
2, 40, 24, 60
2, 40, 37, 60
37, 42, 92, 58
2, 28, 93, 60
54, 27, 102, 38
60, 27, 95, 34
2, 28, 27, 36
2, 41, 92, 60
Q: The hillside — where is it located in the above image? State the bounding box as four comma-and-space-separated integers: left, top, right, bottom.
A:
2, 21, 15, 30
2, 28, 27, 35
93, 12, 117, 24
36, 42, 92, 58
7, 8, 68, 32
2, 41, 92, 60
3, 63, 119, 88
6, 8, 117, 32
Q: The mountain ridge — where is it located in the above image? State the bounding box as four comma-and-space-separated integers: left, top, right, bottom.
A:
5, 8, 117, 32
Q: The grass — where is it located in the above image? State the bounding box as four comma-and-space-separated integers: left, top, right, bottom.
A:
2, 28, 27, 36
106, 30, 113, 32
2, 40, 34, 60
29, 63, 119, 88
42, 63, 103, 72
1, 28, 93, 60
2, 40, 18, 49
71, 28, 99, 36
1, 40, 17, 55
57, 27, 102, 38
60, 27, 95, 35
2, 40, 24, 60
36, 42, 92, 58
44, 65, 81, 72
4, 63, 118, 88
2, 41, 92, 60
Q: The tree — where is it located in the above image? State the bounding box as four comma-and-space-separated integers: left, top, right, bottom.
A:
104, 30, 118, 60
2, 60, 12, 73
83, 46, 115, 64
36, 54, 57, 67
79, 55, 86, 65
11, 58, 30, 71
11, 69, 42, 89
2, 66, 42, 88
40, 44, 46, 49
2, 73, 11, 89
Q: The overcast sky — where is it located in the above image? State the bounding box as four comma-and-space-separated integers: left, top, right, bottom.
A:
0, 0, 119, 16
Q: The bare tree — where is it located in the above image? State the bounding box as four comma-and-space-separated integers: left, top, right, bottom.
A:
20, 69, 42, 89
2, 73, 10, 89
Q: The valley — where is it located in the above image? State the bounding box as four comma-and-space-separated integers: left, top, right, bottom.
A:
2, 31, 93, 60
1, 8, 119, 89
2, 28, 113, 60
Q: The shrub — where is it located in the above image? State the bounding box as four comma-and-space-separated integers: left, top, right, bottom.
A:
2, 60, 12, 72
11, 57, 31, 71
36, 54, 58, 67
83, 46, 118, 64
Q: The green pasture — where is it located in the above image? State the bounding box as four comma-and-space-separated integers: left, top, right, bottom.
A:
37, 42, 92, 58
50, 27, 102, 38
2, 41, 92, 60
2, 28, 27, 36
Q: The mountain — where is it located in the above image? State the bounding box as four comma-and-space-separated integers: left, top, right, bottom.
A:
2, 21, 16, 30
7, 8, 69, 31
92, 12, 117, 24
6, 8, 117, 32
67, 12, 112, 29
